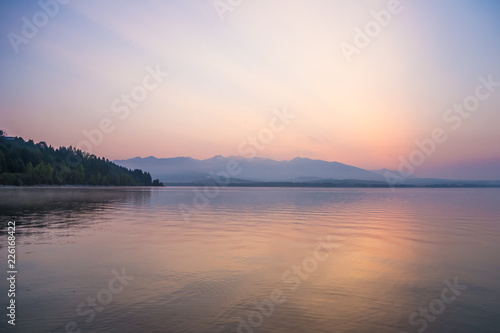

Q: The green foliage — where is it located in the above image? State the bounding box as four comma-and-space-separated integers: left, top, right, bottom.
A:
152, 178, 163, 186
0, 134, 163, 186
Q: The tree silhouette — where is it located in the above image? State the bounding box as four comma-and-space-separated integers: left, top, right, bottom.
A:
0, 135, 163, 186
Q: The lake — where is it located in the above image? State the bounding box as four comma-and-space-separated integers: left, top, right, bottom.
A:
0, 187, 499, 332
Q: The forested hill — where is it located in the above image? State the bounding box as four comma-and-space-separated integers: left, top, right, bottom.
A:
0, 132, 162, 186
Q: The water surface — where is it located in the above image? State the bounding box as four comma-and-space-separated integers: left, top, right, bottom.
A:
0, 187, 499, 332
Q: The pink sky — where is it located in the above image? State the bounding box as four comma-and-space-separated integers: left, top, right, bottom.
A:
1, 0, 500, 179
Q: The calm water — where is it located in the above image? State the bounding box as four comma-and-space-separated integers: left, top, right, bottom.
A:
0, 187, 499, 333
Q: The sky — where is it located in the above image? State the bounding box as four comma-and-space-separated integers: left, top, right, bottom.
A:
1, 0, 499, 180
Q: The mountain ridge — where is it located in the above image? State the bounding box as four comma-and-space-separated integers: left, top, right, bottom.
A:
114, 155, 391, 183
114, 155, 500, 187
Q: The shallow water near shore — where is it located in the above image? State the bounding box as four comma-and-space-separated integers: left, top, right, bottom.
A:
0, 187, 499, 332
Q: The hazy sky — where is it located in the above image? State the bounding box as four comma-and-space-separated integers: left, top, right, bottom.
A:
1, 0, 499, 179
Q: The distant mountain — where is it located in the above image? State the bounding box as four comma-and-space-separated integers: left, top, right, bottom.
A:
114, 155, 385, 183
113, 155, 500, 187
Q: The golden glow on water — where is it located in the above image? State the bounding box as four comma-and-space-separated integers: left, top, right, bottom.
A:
0, 187, 499, 332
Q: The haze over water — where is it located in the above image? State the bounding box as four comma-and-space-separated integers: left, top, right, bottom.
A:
0, 187, 499, 332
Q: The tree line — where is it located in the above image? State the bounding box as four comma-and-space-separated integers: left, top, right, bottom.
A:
0, 131, 163, 186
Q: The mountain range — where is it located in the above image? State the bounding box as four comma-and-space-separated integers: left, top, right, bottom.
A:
114, 156, 500, 187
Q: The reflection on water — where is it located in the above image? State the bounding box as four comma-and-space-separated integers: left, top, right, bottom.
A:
0, 187, 499, 332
